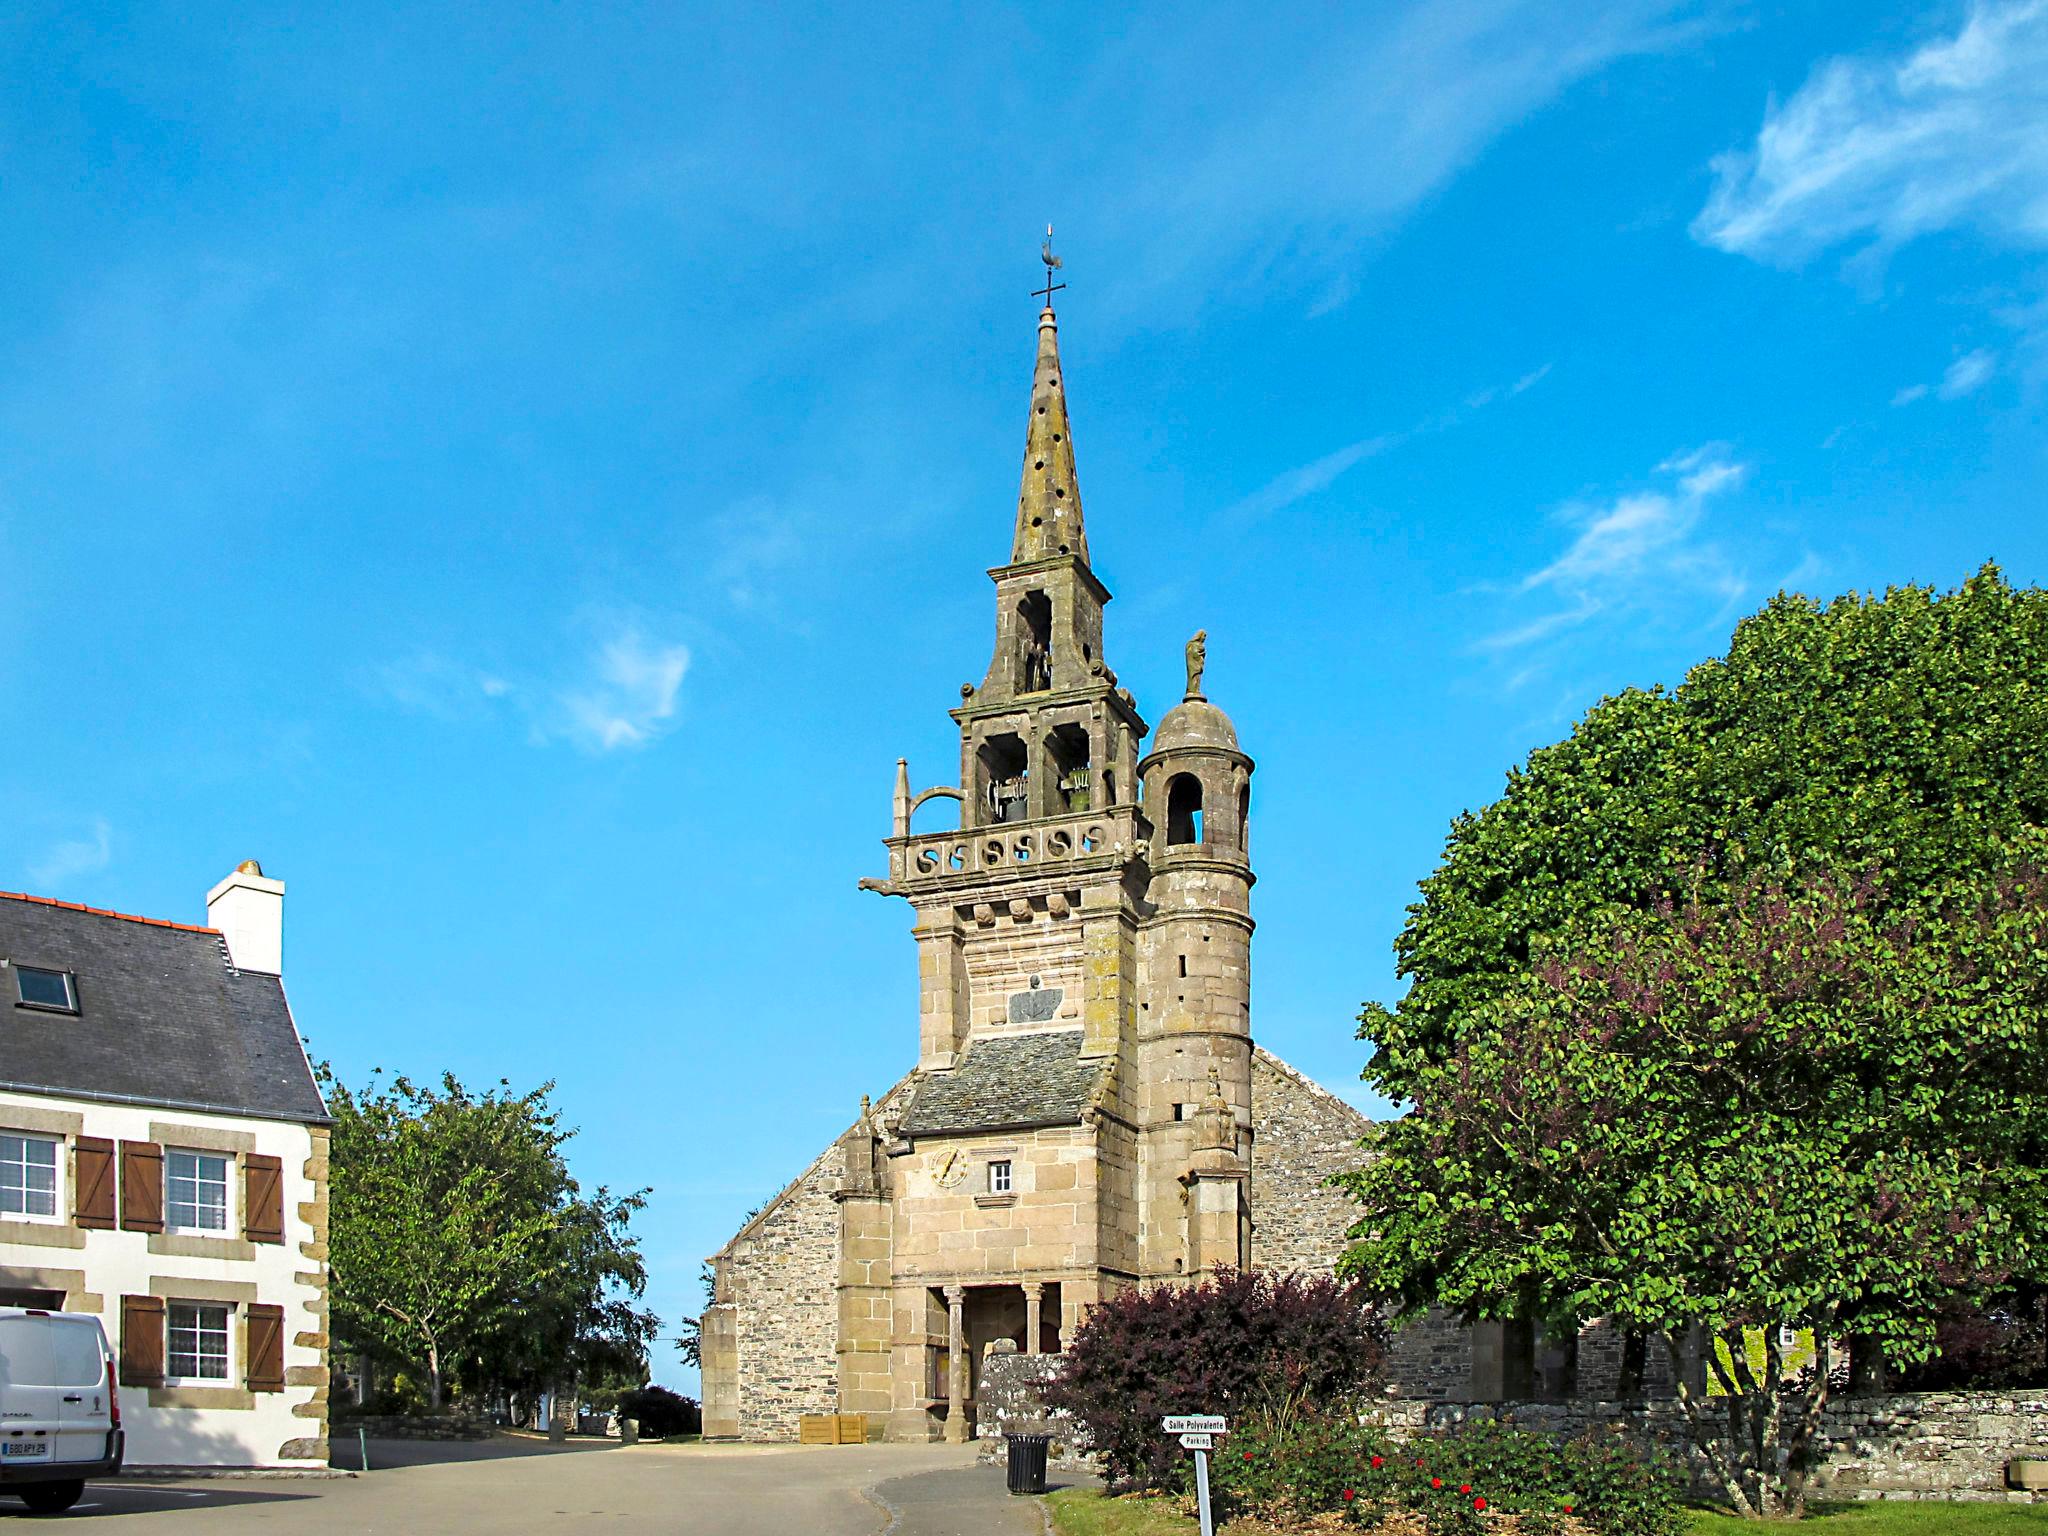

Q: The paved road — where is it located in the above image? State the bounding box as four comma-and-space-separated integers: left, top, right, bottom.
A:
0, 1438, 1065, 1535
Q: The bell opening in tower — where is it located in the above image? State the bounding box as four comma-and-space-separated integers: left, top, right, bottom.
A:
979, 734, 1030, 824
1047, 723, 1092, 814
1017, 590, 1053, 693
1166, 773, 1204, 846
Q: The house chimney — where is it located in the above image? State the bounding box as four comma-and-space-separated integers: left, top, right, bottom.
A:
207, 859, 285, 974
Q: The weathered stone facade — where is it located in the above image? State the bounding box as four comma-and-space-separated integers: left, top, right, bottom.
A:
701, 298, 1384, 1442
703, 1142, 849, 1442
1248, 1051, 1373, 1276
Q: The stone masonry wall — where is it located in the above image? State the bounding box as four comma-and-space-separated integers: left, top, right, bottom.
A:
1370, 1391, 2048, 1501
974, 1350, 1095, 1468
1249, 1048, 1371, 1277
724, 1141, 845, 1441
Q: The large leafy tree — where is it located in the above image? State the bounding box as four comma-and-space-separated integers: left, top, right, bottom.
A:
325, 1069, 657, 1408
1342, 568, 2048, 1515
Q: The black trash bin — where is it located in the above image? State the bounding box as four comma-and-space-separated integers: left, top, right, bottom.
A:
1005, 1433, 1051, 1495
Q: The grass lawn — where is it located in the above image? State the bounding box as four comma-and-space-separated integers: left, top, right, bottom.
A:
1691, 1506, 2048, 1536
1047, 1490, 2048, 1536
1047, 1487, 1202, 1535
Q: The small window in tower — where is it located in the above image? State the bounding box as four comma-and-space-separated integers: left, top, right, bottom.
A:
1017, 591, 1053, 693
1166, 774, 1204, 846
1173, 1103, 1187, 1123
1178, 955, 1188, 978
988, 1160, 1012, 1195
13, 965, 77, 1013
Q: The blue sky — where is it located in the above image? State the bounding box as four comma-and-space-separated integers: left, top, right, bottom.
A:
4, 1, 2043, 1393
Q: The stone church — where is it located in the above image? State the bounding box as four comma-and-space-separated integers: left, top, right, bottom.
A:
698, 293, 1375, 1443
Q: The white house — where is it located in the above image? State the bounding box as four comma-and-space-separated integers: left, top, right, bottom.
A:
0, 862, 331, 1469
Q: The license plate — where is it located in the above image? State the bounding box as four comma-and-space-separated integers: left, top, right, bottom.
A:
1, 1441, 49, 1458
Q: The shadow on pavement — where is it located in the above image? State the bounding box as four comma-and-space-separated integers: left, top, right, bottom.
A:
332, 1433, 618, 1471
3, 1483, 313, 1520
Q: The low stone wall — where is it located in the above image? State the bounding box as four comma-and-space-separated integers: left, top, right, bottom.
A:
1367, 1391, 2048, 1502
974, 1352, 1093, 1467
331, 1414, 494, 1442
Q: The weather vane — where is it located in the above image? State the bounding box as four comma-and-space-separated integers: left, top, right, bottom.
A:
1034, 223, 1066, 310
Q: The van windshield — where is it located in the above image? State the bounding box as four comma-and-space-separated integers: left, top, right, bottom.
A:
0, 1316, 106, 1388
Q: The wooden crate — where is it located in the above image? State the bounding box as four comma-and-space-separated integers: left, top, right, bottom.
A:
798, 1412, 868, 1445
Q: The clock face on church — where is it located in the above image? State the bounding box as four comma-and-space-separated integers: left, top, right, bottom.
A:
934, 1149, 967, 1189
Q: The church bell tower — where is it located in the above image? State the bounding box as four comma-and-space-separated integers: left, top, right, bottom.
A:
860, 247, 1257, 1438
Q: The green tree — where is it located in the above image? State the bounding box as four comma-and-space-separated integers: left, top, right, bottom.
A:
1384, 566, 2048, 1063
1342, 569, 2048, 1515
325, 1069, 657, 1409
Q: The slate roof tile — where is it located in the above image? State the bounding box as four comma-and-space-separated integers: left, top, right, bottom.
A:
901, 1029, 1104, 1137
0, 894, 329, 1123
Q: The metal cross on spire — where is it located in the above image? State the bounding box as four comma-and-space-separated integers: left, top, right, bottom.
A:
1034, 223, 1066, 310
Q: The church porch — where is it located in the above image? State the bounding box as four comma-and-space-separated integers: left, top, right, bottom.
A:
910, 1280, 1065, 1442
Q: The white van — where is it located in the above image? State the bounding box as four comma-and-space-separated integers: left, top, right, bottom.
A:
0, 1307, 124, 1514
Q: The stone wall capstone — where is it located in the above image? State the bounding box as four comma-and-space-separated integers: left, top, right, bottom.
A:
1365, 1390, 2048, 1501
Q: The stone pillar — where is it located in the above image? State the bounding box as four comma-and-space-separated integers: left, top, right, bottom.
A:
944, 1285, 968, 1444
1022, 1282, 1044, 1357
1079, 886, 1136, 1061
915, 907, 971, 1070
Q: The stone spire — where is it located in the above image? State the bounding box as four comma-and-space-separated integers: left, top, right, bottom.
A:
1012, 307, 1089, 566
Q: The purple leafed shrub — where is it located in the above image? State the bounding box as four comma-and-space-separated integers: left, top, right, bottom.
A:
1046, 1268, 1388, 1490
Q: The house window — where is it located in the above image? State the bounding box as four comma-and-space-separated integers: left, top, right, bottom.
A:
988, 1160, 1013, 1195
0, 1133, 59, 1219
13, 965, 77, 1012
166, 1150, 231, 1232
166, 1302, 231, 1382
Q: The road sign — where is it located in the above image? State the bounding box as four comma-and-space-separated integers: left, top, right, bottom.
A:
1178, 1433, 1214, 1450
1162, 1414, 1227, 1434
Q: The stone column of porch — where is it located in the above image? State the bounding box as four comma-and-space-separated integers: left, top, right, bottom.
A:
944, 1284, 968, 1444
1022, 1282, 1044, 1357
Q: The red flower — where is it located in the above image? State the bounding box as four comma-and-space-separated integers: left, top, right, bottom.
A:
1242, 1452, 1254, 1462
1460, 1485, 1472, 1494
1475, 1498, 1488, 1511
1431, 1477, 1443, 1489
1564, 1505, 1575, 1515
1343, 1490, 1356, 1502
1416, 1457, 1427, 1467
1371, 1455, 1384, 1468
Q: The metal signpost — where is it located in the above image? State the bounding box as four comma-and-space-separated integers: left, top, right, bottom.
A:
1162, 1415, 1228, 1536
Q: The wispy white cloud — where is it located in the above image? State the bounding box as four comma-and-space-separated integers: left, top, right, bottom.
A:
1693, 1, 2048, 265
1482, 444, 1752, 654
1220, 362, 1553, 527
29, 819, 113, 889
1105, 1, 1712, 317
555, 629, 691, 753
1220, 436, 1395, 526
1939, 347, 1999, 397
706, 497, 806, 611
374, 619, 690, 754
373, 653, 514, 720
1892, 346, 2000, 404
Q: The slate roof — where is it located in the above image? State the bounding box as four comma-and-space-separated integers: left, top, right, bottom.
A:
900, 1029, 1105, 1137
0, 893, 329, 1124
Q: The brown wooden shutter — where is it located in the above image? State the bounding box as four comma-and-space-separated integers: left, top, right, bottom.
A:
119, 1141, 164, 1233
242, 1153, 284, 1243
247, 1303, 285, 1393
119, 1295, 164, 1388
72, 1136, 116, 1230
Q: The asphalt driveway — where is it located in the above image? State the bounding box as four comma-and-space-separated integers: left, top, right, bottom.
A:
0, 1438, 1061, 1535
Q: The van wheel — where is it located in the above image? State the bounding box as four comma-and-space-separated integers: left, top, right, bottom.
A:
19, 1479, 85, 1513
